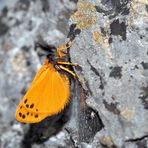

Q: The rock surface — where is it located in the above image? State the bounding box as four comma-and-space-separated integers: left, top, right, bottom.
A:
70, 0, 148, 147
0, 0, 148, 148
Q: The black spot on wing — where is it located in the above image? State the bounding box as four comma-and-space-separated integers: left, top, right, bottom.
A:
35, 114, 39, 118
19, 112, 22, 117
22, 114, 26, 119
30, 104, 34, 109
24, 99, 28, 104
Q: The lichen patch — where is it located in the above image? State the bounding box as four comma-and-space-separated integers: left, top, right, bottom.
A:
120, 107, 135, 121
70, 0, 97, 29
92, 31, 110, 48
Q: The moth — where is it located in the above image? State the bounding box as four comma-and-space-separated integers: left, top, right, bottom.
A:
15, 40, 77, 123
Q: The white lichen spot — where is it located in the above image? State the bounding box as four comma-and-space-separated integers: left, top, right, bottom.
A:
11, 52, 28, 75
128, 0, 148, 26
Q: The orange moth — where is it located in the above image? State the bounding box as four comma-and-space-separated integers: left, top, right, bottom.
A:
15, 40, 77, 123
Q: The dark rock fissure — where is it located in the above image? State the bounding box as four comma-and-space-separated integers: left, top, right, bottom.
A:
65, 128, 78, 148
103, 100, 120, 115
125, 135, 148, 142
87, 60, 105, 90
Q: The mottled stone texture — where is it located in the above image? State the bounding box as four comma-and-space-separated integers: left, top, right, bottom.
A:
70, 0, 148, 147
0, 0, 77, 147
0, 0, 148, 148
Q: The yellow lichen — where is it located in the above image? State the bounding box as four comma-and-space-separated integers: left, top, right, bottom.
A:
100, 136, 114, 147
92, 31, 113, 59
92, 31, 101, 44
92, 31, 109, 48
120, 107, 135, 121
70, 0, 97, 29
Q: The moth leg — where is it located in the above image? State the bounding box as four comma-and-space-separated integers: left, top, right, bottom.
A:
65, 39, 74, 49
57, 61, 77, 66
59, 39, 74, 50
59, 65, 77, 78
57, 40, 74, 57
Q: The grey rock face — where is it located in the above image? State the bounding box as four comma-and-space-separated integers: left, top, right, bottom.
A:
0, 0, 148, 148
70, 0, 148, 147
